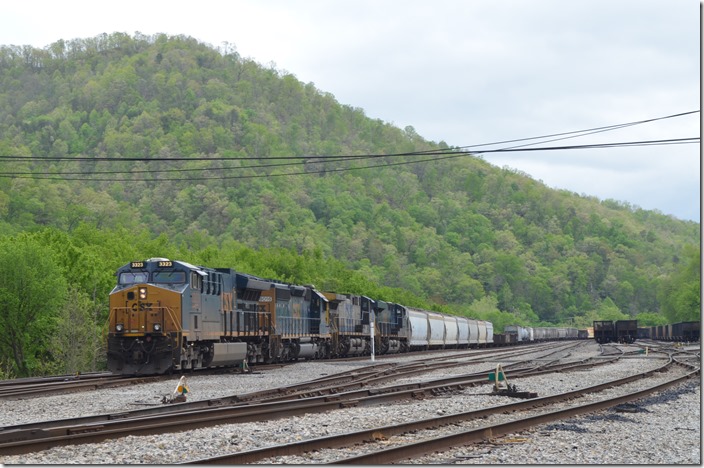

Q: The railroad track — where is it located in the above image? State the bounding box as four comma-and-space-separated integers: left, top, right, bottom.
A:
183, 357, 699, 464
0, 343, 560, 419
0, 343, 555, 402
0, 342, 629, 456
0, 373, 167, 400
0, 341, 569, 417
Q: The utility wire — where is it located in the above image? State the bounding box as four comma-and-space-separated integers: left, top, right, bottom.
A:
0, 137, 698, 178
447, 109, 700, 152
0, 110, 698, 181
0, 137, 697, 181
0, 109, 698, 163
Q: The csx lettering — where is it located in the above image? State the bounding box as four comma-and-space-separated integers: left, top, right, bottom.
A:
131, 303, 153, 311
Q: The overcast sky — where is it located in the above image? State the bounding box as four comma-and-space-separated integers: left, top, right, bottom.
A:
2, 0, 700, 221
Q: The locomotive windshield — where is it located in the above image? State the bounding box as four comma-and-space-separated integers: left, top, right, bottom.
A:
119, 272, 148, 284
153, 271, 186, 284
117, 270, 186, 285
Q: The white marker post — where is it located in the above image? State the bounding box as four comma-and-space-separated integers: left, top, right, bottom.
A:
370, 310, 375, 362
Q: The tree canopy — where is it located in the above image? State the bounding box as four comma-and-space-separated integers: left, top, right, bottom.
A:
0, 33, 699, 376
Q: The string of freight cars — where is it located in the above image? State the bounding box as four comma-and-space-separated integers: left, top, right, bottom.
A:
592, 320, 701, 344
107, 257, 588, 375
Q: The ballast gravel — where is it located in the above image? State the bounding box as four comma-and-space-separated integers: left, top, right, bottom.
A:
0, 342, 700, 465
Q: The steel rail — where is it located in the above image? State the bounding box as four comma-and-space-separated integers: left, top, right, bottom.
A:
0, 375, 164, 400
0, 362, 559, 449
0, 372, 114, 387
0, 343, 570, 434
330, 368, 699, 464
183, 362, 696, 464
0, 349, 634, 456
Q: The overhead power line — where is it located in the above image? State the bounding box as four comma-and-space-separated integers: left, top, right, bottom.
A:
0, 137, 697, 182
0, 111, 698, 181
0, 109, 698, 163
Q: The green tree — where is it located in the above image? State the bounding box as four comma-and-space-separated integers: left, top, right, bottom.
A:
0, 32, 700, 343
658, 244, 700, 323
634, 312, 668, 327
51, 286, 106, 373
0, 235, 67, 376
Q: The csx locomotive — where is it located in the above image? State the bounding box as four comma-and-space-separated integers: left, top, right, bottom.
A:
107, 258, 580, 375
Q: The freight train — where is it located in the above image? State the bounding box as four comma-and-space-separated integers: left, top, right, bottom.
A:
107, 258, 582, 375
495, 325, 582, 345
644, 321, 700, 342
593, 320, 637, 344
593, 320, 701, 344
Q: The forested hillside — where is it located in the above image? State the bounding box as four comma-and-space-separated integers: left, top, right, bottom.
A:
0, 33, 699, 376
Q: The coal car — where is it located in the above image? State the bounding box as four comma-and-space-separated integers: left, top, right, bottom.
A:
614, 320, 637, 344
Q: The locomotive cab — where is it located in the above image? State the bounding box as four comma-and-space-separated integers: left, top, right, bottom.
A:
107, 259, 190, 374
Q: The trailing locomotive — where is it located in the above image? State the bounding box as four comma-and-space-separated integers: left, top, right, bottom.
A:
107, 258, 575, 375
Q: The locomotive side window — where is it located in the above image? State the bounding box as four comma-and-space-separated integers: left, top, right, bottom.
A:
119, 272, 148, 284
153, 271, 186, 284
190, 272, 202, 290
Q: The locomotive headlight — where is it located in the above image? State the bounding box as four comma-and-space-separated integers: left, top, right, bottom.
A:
116, 323, 124, 332
153, 323, 162, 332
139, 287, 147, 300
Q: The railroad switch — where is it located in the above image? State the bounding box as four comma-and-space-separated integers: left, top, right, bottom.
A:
488, 364, 538, 399
161, 375, 190, 404
492, 385, 538, 399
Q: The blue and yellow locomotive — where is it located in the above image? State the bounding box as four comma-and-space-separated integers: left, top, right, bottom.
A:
108, 259, 244, 374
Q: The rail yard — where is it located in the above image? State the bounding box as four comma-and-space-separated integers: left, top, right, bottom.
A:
0, 340, 699, 464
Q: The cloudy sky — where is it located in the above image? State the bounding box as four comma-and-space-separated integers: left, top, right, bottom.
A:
2, 0, 700, 221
